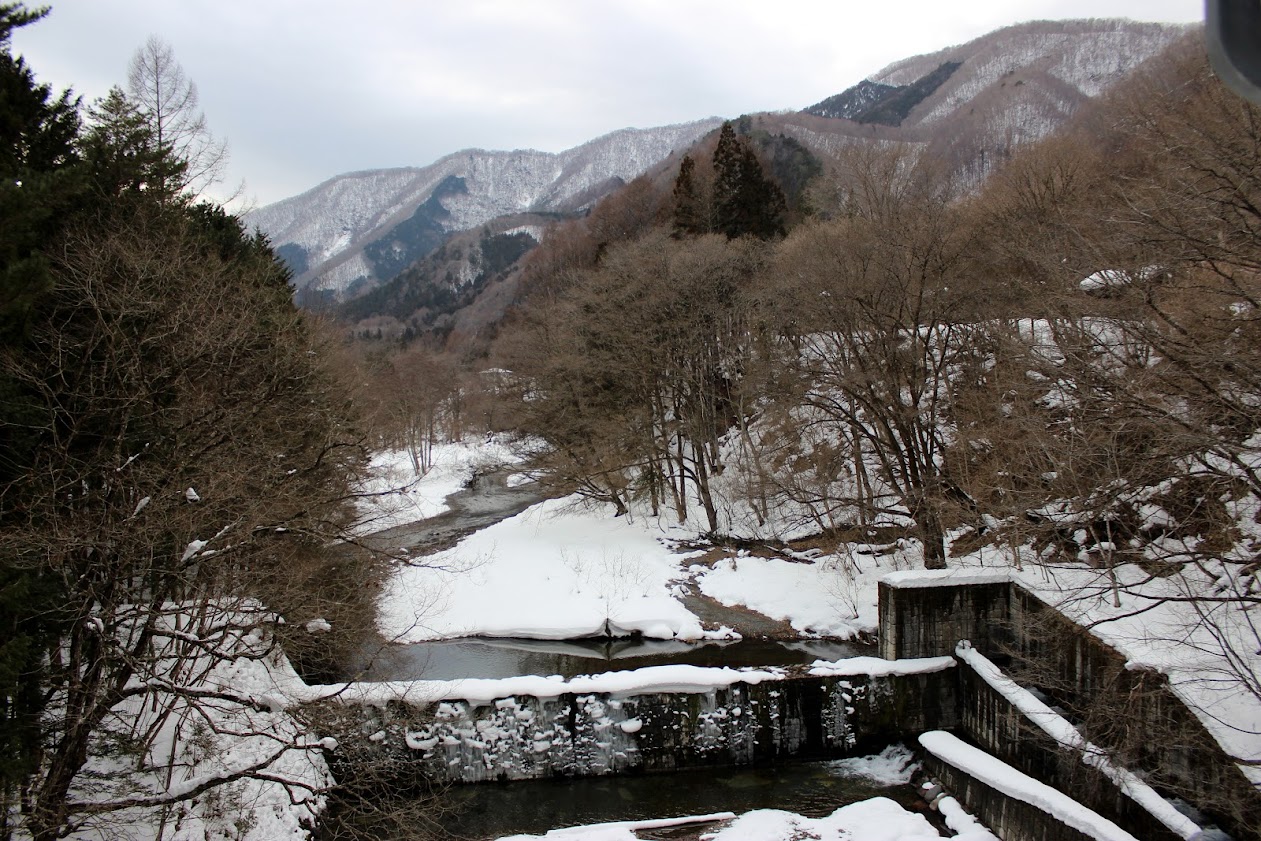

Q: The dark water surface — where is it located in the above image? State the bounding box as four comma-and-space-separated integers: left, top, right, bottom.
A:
348, 635, 872, 682
442, 759, 925, 840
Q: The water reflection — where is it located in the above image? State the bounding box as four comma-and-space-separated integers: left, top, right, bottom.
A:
442, 759, 923, 840
348, 636, 871, 682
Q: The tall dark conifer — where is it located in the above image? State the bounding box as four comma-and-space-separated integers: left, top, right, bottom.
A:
713, 121, 787, 240
0, 3, 81, 344
0, 5, 81, 828
672, 154, 706, 237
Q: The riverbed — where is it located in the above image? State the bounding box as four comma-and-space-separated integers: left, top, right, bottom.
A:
345, 457, 916, 839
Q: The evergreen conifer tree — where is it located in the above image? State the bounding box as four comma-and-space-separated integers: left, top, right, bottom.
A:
0, 3, 81, 344
81, 86, 179, 200
712, 121, 787, 240
671, 154, 706, 237
0, 6, 82, 828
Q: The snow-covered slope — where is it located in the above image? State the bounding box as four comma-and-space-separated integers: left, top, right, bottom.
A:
247, 120, 721, 296
790, 19, 1189, 181
872, 18, 1187, 124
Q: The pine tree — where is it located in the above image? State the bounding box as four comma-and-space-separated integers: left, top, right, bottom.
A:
0, 3, 81, 344
712, 121, 787, 240
81, 86, 179, 199
672, 154, 706, 237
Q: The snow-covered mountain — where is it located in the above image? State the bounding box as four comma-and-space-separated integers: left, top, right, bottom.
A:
247, 120, 722, 297
252, 18, 1189, 307
791, 19, 1189, 179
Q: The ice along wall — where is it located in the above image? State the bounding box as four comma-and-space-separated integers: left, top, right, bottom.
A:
320, 661, 958, 784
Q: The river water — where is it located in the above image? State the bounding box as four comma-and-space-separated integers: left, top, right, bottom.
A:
347, 470, 921, 840
349, 635, 870, 682
444, 760, 927, 839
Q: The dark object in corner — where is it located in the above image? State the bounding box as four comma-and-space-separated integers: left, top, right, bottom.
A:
1207, 0, 1261, 106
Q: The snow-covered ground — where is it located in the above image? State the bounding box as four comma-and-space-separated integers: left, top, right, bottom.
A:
365, 439, 1261, 821
351, 437, 522, 534
376, 495, 716, 641
368, 439, 908, 643
69, 612, 332, 841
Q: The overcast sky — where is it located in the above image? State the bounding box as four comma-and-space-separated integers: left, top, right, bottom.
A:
12, 1, 1202, 209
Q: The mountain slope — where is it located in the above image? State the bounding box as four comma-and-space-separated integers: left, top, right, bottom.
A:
742, 18, 1190, 199
253, 17, 1190, 335
247, 120, 722, 297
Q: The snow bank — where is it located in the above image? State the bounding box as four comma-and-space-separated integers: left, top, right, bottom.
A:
919, 730, 1142, 841
307, 663, 786, 707
378, 495, 710, 642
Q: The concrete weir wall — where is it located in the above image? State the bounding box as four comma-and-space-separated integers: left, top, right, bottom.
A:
923, 753, 1107, 841
320, 572, 1259, 841
882, 572, 1261, 841
332, 668, 956, 784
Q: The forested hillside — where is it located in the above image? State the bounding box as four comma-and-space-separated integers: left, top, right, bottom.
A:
467, 40, 1261, 831
317, 18, 1185, 349
0, 8, 376, 839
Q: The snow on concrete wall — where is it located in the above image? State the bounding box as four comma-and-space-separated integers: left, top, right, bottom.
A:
324, 668, 957, 784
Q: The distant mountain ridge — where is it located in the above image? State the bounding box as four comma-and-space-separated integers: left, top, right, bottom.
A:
775, 18, 1189, 189
246, 120, 722, 298
248, 17, 1190, 320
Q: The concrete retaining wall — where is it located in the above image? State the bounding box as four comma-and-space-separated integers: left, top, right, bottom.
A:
923, 752, 1108, 841
882, 574, 1261, 841
323, 669, 957, 784
877, 577, 1011, 661
955, 662, 1185, 841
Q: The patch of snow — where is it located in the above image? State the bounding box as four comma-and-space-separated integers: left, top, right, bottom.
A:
809, 655, 956, 678
304, 617, 332, 634
919, 730, 1142, 841
954, 642, 1202, 839
306, 663, 785, 708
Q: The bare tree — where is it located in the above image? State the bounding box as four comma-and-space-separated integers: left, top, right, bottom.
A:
758, 146, 986, 566
0, 202, 373, 841
508, 229, 765, 533
127, 36, 228, 199
954, 37, 1261, 737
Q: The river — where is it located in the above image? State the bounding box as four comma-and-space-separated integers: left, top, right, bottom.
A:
342, 468, 922, 840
